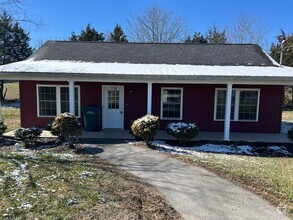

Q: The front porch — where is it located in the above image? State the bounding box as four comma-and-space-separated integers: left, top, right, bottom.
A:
3, 126, 291, 143
81, 129, 291, 143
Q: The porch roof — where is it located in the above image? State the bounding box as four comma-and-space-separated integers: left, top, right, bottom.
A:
0, 59, 293, 85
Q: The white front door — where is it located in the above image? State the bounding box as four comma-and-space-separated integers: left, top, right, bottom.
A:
102, 85, 124, 129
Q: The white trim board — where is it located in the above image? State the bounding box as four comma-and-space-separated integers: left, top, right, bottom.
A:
36, 84, 81, 118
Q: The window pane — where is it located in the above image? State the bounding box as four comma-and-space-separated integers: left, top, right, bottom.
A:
238, 91, 258, 120
38, 87, 57, 116
60, 87, 79, 115
108, 89, 119, 109
215, 90, 236, 120
162, 89, 182, 119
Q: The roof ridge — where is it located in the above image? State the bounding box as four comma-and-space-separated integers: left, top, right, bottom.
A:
45, 40, 258, 46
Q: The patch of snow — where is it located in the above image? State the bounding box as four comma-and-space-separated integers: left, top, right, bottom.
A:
152, 140, 209, 158
167, 122, 197, 133
80, 171, 94, 179
20, 163, 28, 172
42, 173, 60, 181
67, 197, 78, 206
267, 146, 290, 155
183, 144, 254, 155
262, 49, 280, 66
1, 60, 293, 79
152, 141, 291, 157
18, 203, 32, 210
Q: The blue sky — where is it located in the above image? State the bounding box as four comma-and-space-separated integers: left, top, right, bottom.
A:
24, 0, 293, 50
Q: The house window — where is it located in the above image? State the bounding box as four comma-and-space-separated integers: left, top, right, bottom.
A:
215, 90, 236, 120
214, 88, 259, 121
37, 85, 80, 117
161, 88, 183, 120
238, 91, 259, 120
38, 87, 57, 116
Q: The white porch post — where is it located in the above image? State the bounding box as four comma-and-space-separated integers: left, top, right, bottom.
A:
68, 80, 75, 115
224, 83, 233, 141
0, 97, 2, 121
147, 82, 152, 115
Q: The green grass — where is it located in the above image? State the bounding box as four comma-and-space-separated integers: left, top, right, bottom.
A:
1, 107, 20, 131
0, 150, 181, 219
168, 152, 293, 217
3, 82, 19, 101
283, 110, 293, 121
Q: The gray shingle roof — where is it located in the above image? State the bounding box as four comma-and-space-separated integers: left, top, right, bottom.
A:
30, 41, 277, 66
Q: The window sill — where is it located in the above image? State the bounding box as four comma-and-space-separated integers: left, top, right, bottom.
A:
161, 118, 182, 121
38, 115, 81, 118
214, 119, 258, 122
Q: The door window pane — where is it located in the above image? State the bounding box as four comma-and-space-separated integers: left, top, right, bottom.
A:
108, 90, 119, 109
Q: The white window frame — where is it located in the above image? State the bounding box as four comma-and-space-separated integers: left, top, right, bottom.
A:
36, 84, 81, 118
214, 88, 260, 122
160, 87, 183, 120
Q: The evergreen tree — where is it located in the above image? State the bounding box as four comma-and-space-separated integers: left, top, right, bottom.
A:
206, 25, 227, 44
70, 24, 105, 41
0, 11, 33, 100
270, 29, 293, 67
109, 24, 128, 42
185, 32, 207, 44
270, 30, 293, 108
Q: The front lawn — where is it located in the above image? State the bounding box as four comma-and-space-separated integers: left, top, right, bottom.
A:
0, 146, 181, 219
283, 110, 293, 121
151, 141, 293, 218
3, 82, 19, 101
1, 107, 20, 131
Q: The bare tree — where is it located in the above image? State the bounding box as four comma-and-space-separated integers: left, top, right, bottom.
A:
127, 5, 187, 43
227, 14, 270, 46
0, 0, 42, 27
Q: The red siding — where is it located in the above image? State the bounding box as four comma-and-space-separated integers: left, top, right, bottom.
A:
19, 81, 147, 129
19, 81, 283, 133
152, 84, 283, 133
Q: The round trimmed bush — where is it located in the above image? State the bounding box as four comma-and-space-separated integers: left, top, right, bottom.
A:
51, 113, 82, 148
131, 115, 160, 146
166, 122, 199, 145
15, 127, 42, 147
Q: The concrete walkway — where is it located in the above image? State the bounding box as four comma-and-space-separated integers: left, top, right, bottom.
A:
84, 141, 289, 220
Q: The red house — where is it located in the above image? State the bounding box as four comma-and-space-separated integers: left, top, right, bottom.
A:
1, 41, 293, 140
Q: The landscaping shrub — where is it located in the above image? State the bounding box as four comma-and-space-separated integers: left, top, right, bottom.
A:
47, 121, 65, 141
166, 122, 199, 145
0, 120, 7, 136
287, 127, 293, 141
51, 113, 82, 148
131, 115, 160, 146
15, 127, 42, 147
